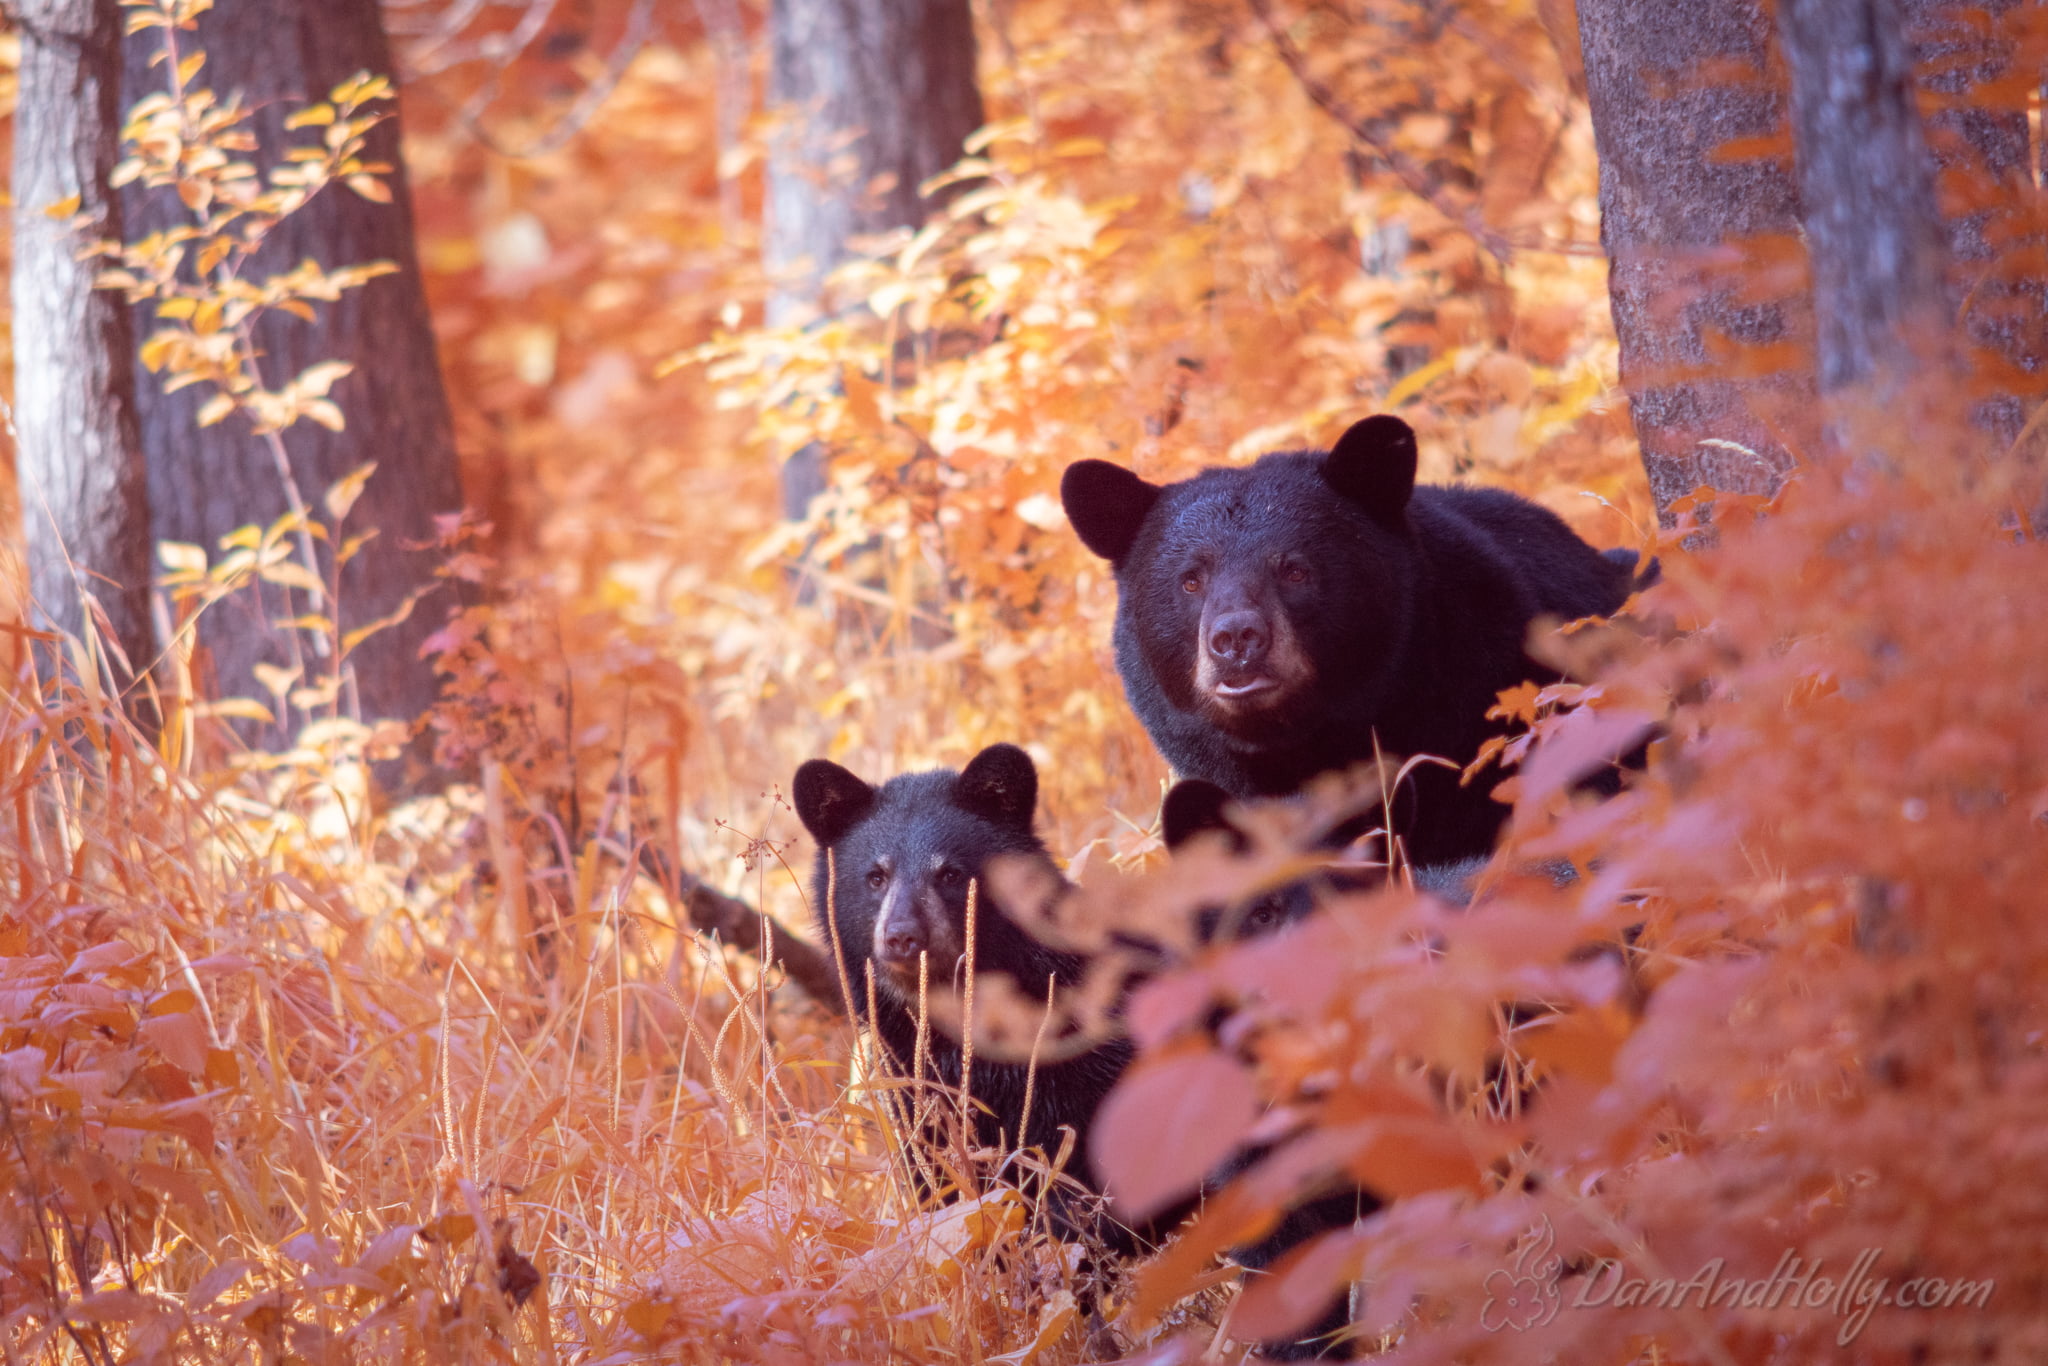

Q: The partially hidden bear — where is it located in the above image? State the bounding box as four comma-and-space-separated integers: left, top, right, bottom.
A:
791, 743, 1135, 1233
1156, 777, 1593, 1359
1062, 414, 1642, 865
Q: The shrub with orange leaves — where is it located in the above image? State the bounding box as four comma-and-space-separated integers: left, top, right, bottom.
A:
1091, 439, 2048, 1361
5, 0, 2043, 1362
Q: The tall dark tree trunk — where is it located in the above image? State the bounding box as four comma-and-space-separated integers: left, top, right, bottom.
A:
765, 0, 984, 515
1905, 0, 2041, 448
1575, 0, 1813, 520
1778, 0, 1953, 421
12, 0, 153, 684
119, 0, 463, 736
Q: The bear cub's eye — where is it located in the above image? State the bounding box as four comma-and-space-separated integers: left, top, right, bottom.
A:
935, 866, 963, 887
865, 867, 887, 890
1279, 563, 1309, 585
1181, 572, 1202, 594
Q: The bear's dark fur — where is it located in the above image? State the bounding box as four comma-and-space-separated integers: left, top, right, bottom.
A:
1157, 778, 1589, 1359
1161, 777, 1490, 923
791, 744, 1133, 1216
1063, 414, 1637, 865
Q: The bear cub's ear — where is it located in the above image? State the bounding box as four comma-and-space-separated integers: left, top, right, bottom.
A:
1061, 460, 1162, 566
1323, 414, 1418, 526
793, 760, 877, 847
954, 744, 1038, 831
1160, 778, 1247, 853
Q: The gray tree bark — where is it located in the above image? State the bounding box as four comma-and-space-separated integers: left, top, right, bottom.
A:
1575, 0, 1813, 520
119, 0, 463, 738
765, 0, 984, 516
1778, 0, 1953, 406
1905, 0, 2039, 447
12, 0, 153, 683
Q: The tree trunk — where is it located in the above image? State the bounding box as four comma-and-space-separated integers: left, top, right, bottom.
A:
1575, 0, 1813, 520
119, 0, 464, 738
1778, 0, 1953, 411
1905, 0, 2040, 448
12, 0, 153, 683
764, 0, 984, 515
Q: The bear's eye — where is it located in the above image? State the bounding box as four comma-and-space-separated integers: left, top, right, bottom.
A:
1181, 572, 1202, 593
1279, 563, 1309, 585
1246, 903, 1280, 931
865, 867, 887, 890
936, 866, 962, 887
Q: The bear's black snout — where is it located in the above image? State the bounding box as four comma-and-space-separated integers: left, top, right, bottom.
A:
874, 888, 930, 964
1206, 608, 1271, 670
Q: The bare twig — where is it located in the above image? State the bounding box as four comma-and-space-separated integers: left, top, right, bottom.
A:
400, 0, 660, 160
1247, 0, 1514, 264
635, 839, 847, 1013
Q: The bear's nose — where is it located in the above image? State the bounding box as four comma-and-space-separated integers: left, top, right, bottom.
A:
1207, 609, 1270, 667
875, 901, 929, 963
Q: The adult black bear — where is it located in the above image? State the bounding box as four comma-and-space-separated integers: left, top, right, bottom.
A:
1158, 778, 1590, 1359
1063, 415, 1638, 865
1160, 777, 1489, 927
791, 744, 1133, 1222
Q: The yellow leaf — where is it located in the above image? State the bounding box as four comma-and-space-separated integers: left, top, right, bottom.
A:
296, 360, 354, 399
336, 530, 377, 566
251, 662, 300, 698
176, 51, 204, 87
323, 461, 375, 521
288, 677, 341, 710
195, 394, 235, 427
258, 560, 325, 594
195, 697, 274, 723
1384, 352, 1458, 407
622, 1298, 672, 1339
345, 174, 392, 204
302, 398, 346, 432
964, 116, 1033, 154
341, 595, 414, 655
841, 366, 885, 429
196, 236, 233, 277
157, 541, 207, 573
146, 989, 198, 1018
156, 296, 197, 320
989, 1289, 1078, 1366
283, 103, 335, 130
138, 335, 179, 373
44, 193, 82, 220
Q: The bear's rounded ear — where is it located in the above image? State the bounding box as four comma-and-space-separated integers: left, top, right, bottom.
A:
955, 744, 1038, 831
793, 760, 876, 847
1322, 415, 1417, 525
1060, 460, 1161, 565
1160, 779, 1246, 852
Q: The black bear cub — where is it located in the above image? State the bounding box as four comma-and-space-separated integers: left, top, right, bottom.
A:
791, 744, 1131, 1208
1063, 414, 1638, 865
